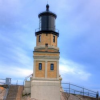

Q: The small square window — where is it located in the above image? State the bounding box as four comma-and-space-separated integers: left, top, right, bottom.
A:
39, 63, 42, 70
50, 64, 54, 70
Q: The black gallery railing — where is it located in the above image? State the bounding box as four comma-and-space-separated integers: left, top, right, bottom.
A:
35, 27, 59, 33
62, 83, 99, 99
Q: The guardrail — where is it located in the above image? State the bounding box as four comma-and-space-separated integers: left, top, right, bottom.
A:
23, 74, 33, 86
62, 83, 99, 99
3, 85, 10, 100
0, 79, 10, 100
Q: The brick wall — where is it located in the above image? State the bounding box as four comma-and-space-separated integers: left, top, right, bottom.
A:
36, 33, 57, 47
35, 61, 45, 78
47, 61, 57, 78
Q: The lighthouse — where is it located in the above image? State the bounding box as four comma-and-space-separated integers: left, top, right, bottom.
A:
23, 4, 61, 100
31, 4, 61, 100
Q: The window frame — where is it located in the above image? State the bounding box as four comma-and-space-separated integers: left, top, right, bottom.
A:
50, 63, 54, 70
53, 35, 55, 43
39, 63, 42, 70
39, 35, 41, 42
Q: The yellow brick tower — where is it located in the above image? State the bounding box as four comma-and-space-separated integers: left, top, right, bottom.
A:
31, 4, 61, 100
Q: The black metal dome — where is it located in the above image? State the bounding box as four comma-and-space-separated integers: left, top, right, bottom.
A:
35, 4, 59, 37
38, 4, 57, 18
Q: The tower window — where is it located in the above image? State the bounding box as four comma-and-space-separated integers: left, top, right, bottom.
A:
53, 36, 55, 42
39, 35, 41, 42
39, 63, 42, 70
45, 43, 48, 47
50, 64, 54, 70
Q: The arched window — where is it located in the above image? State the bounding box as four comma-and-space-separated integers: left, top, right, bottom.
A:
39, 63, 42, 70
39, 35, 41, 42
50, 64, 54, 70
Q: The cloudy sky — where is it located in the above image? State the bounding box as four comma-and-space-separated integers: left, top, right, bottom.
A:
0, 0, 100, 93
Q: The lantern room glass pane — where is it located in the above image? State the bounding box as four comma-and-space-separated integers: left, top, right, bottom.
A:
39, 17, 42, 30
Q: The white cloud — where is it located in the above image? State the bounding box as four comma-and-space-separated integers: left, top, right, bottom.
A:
0, 65, 33, 85
0, 65, 32, 78
0, 65, 32, 85
59, 58, 91, 82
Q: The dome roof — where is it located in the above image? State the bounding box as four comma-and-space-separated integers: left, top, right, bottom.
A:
38, 4, 57, 18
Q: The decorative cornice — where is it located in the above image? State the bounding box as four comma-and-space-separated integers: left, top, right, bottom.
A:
34, 45, 59, 50
33, 51, 60, 53
35, 30, 59, 37
33, 56, 59, 60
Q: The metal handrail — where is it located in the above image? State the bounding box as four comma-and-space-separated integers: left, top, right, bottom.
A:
62, 83, 99, 99
23, 74, 33, 85
63, 88, 96, 94
62, 83, 97, 93
0, 79, 10, 100
3, 85, 10, 100
64, 89, 97, 98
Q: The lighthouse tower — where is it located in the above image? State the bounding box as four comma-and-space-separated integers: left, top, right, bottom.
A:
31, 4, 61, 100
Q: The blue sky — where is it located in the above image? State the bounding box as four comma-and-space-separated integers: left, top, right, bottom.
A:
0, 0, 100, 93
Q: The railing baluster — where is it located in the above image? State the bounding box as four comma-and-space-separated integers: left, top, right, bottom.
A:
69, 83, 70, 94
96, 91, 99, 99
62, 83, 98, 98
88, 91, 89, 97
74, 90, 75, 95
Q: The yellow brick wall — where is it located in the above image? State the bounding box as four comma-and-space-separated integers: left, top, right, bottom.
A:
47, 61, 57, 78
34, 61, 57, 78
34, 33, 59, 79
51, 34, 57, 46
35, 61, 45, 78
36, 33, 57, 47
34, 52, 59, 56
34, 48, 59, 52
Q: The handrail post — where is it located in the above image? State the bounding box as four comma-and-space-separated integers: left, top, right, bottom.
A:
62, 83, 98, 98
74, 90, 75, 95
88, 91, 89, 97
16, 80, 18, 85
96, 91, 99, 100
69, 83, 70, 94
83, 88, 84, 96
